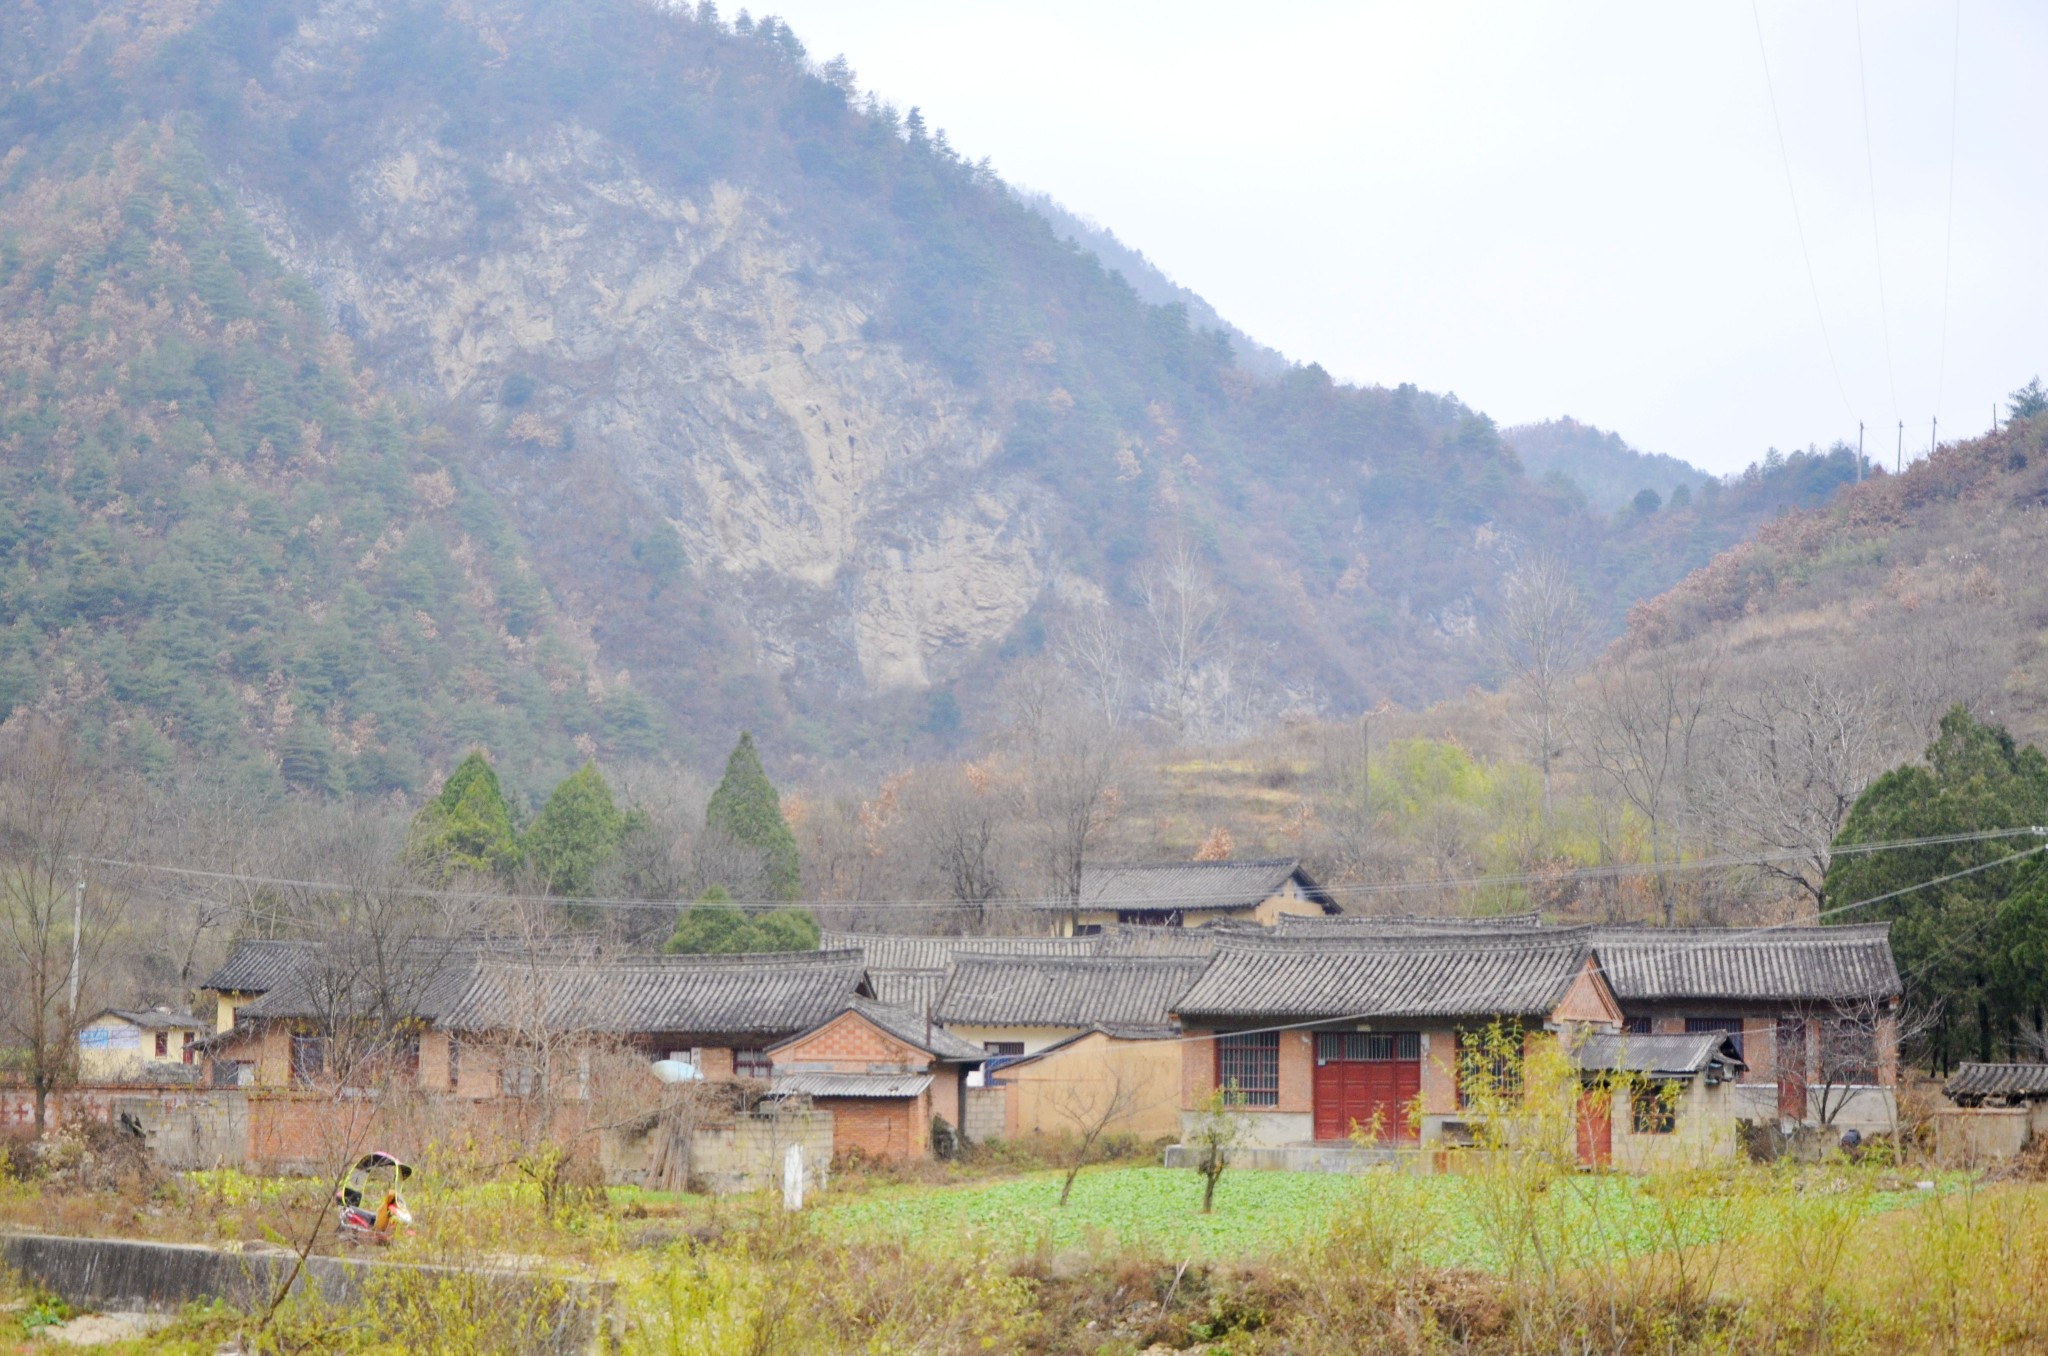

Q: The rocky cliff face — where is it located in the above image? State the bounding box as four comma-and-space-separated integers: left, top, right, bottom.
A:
243, 120, 1040, 697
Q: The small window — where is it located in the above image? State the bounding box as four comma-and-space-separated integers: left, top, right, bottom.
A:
290, 1034, 327, 1086
1217, 1031, 1280, 1107
734, 1049, 774, 1080
982, 1041, 1025, 1057
1622, 1016, 1652, 1035
182, 1032, 196, 1065
1631, 1081, 1679, 1134
154, 1032, 169, 1058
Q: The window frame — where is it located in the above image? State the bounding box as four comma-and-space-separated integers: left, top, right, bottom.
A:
1630, 1079, 1679, 1134
1216, 1031, 1281, 1108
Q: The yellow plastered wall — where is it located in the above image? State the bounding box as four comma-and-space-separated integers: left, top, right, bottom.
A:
1001, 1033, 1183, 1140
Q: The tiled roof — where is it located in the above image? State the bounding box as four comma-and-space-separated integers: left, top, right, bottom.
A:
1029, 858, 1336, 914
1174, 930, 1592, 1022
842, 998, 986, 1062
865, 968, 950, 1012
94, 1008, 205, 1031
819, 931, 1096, 969
438, 950, 869, 1037
1572, 1033, 1746, 1076
236, 939, 485, 1024
1092, 925, 1230, 957
201, 940, 315, 994
1945, 1062, 2048, 1104
770, 1070, 933, 1100
937, 955, 1211, 1030
1589, 924, 1900, 1002
1275, 911, 1545, 936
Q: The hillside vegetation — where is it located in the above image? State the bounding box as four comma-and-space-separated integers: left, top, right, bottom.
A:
0, 0, 1874, 781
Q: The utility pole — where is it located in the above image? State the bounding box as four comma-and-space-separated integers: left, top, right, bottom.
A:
68, 863, 83, 1020
1896, 420, 1904, 475
1857, 422, 1864, 482
1931, 416, 1939, 458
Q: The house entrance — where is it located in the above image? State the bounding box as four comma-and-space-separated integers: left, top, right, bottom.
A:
1313, 1032, 1420, 1142
1575, 1085, 1612, 1167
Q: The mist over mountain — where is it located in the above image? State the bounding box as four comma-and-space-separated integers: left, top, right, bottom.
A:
0, 0, 1866, 797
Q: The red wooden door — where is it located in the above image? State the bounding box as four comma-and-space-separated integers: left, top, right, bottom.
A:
1313, 1033, 1421, 1142
1776, 1018, 1809, 1121
1576, 1087, 1612, 1167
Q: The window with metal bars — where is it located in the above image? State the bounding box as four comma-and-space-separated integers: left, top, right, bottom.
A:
1216, 1031, 1280, 1106
735, 1049, 774, 1080
1685, 1017, 1744, 1060
1315, 1032, 1420, 1062
1631, 1080, 1679, 1134
1456, 1029, 1523, 1107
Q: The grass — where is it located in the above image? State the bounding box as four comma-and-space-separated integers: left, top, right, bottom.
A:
814, 1163, 1951, 1270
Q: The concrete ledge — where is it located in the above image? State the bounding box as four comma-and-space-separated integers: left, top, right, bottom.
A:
1162, 1143, 1403, 1173
0, 1233, 608, 1351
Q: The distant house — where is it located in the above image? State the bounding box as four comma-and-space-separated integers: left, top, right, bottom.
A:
77, 1008, 207, 1081
766, 998, 985, 1161
1042, 859, 1339, 936
198, 939, 315, 1032
936, 954, 1210, 1057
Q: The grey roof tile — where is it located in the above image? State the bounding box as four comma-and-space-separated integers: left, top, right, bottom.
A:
864, 968, 951, 1012
819, 931, 1097, 969
1174, 930, 1592, 1022
1590, 924, 1900, 1002
201, 940, 315, 994
938, 955, 1211, 1030
1275, 911, 1545, 936
439, 950, 868, 1038
1945, 1062, 2048, 1104
1029, 858, 1336, 914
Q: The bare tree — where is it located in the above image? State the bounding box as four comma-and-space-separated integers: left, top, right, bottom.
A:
1138, 538, 1230, 740
1698, 671, 1887, 916
0, 721, 120, 1132
1053, 594, 1134, 728
1051, 1053, 1145, 1207
1810, 996, 1936, 1133
1492, 553, 1593, 819
1574, 643, 1721, 924
906, 760, 1010, 925
1014, 696, 1133, 910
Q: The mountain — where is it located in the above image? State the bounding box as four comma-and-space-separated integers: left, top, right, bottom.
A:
1622, 413, 2048, 743
1502, 418, 1710, 514
0, 0, 1866, 790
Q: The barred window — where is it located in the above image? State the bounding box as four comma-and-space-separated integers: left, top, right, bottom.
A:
1216, 1031, 1280, 1107
735, 1049, 774, 1080
448, 1037, 461, 1093
1456, 1029, 1523, 1108
1684, 1017, 1744, 1061
1631, 1080, 1678, 1134
1316, 1032, 1420, 1062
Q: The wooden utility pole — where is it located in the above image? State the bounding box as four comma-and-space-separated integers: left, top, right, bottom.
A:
1857, 422, 1864, 481
1896, 420, 1904, 474
1931, 415, 1939, 458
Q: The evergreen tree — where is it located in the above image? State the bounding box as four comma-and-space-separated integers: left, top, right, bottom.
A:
526, 761, 633, 897
664, 886, 819, 954
704, 732, 801, 900
1824, 707, 2048, 1069
2008, 376, 2048, 423
409, 750, 521, 878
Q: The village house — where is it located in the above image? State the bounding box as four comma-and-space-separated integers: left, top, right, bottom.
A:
1172, 929, 1623, 1152
1040, 859, 1338, 936
76, 1008, 208, 1081
765, 998, 985, 1160
1569, 1032, 1748, 1171
199, 939, 315, 1032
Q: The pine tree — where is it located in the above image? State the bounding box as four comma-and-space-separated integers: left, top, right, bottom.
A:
526, 762, 629, 897
704, 732, 802, 900
409, 750, 520, 878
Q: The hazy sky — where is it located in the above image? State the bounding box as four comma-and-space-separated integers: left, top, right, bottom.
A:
761, 2, 2045, 475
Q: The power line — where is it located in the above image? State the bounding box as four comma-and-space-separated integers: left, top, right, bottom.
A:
1853, 0, 1900, 423
1750, 0, 1857, 425
84, 827, 2047, 917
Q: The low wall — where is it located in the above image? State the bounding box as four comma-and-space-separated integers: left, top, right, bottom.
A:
688, 1111, 832, 1195
0, 1232, 609, 1352
1932, 1105, 2046, 1167
112, 1092, 247, 1170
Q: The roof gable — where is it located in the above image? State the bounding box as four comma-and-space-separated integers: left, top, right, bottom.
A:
1550, 956, 1623, 1027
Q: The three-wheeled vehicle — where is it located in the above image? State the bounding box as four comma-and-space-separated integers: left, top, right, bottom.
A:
334, 1151, 414, 1245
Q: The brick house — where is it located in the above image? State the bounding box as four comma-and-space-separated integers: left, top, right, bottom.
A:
1039, 859, 1339, 936
199, 940, 316, 1033
764, 999, 984, 1161
1172, 922, 1902, 1158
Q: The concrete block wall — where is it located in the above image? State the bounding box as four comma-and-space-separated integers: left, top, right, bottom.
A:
963, 1086, 1005, 1143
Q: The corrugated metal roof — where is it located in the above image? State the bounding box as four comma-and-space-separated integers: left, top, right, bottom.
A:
938, 955, 1210, 1030
1590, 925, 1900, 1002
770, 1070, 933, 1099
1945, 1062, 2048, 1104
439, 950, 868, 1037
1029, 858, 1336, 914
1572, 1033, 1745, 1076
201, 940, 315, 994
1175, 931, 1591, 1022
820, 931, 1097, 969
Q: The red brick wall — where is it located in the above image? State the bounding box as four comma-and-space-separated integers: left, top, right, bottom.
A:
818, 1093, 930, 1160
1180, 1027, 1312, 1113
772, 1013, 924, 1071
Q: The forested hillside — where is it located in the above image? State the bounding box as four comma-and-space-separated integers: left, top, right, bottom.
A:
0, 0, 1863, 788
